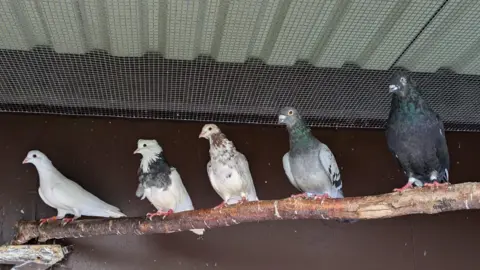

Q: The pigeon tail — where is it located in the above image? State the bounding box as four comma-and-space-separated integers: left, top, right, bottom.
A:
227, 193, 258, 204
331, 189, 344, 199
247, 194, 259, 201
338, 218, 359, 224
307, 189, 344, 199
106, 209, 127, 218
190, 229, 205, 235
84, 208, 126, 218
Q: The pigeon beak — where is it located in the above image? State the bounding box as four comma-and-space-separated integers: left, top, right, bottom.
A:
199, 132, 205, 139
22, 157, 29, 164
278, 115, 286, 124
389, 84, 399, 93
133, 148, 140, 155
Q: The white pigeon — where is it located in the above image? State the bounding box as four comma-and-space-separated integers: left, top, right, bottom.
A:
23, 150, 126, 225
199, 124, 259, 209
134, 139, 204, 236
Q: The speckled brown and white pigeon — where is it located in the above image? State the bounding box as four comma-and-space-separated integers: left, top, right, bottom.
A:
134, 139, 204, 235
199, 124, 258, 209
278, 107, 344, 200
386, 71, 450, 192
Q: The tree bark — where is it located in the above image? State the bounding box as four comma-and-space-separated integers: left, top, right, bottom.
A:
0, 244, 69, 270
12, 182, 480, 245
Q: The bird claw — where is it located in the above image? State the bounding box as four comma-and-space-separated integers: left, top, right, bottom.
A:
146, 209, 173, 220
239, 197, 248, 204
313, 194, 330, 201
290, 193, 308, 199
424, 182, 449, 189
291, 193, 327, 200
61, 217, 75, 226
214, 201, 228, 210
39, 216, 57, 226
393, 182, 413, 192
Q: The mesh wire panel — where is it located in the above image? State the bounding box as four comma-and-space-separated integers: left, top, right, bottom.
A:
0, 0, 479, 131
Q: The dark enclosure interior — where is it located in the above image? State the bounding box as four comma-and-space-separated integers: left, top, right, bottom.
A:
1, 113, 479, 270
2, 1, 480, 269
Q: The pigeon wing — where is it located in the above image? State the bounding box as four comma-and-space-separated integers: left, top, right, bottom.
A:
233, 152, 258, 201
50, 177, 124, 217
207, 160, 228, 201
282, 152, 301, 191
433, 115, 450, 181
318, 144, 342, 190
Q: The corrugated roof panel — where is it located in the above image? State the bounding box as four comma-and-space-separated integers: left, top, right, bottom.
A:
19, 0, 50, 46
362, 1, 444, 69
0, 0, 31, 50
200, 0, 221, 55
265, 1, 332, 66
144, 0, 163, 52
396, 1, 480, 75
165, 0, 201, 60
248, 0, 280, 57
298, 1, 336, 60
460, 51, 480, 76
81, 0, 108, 51
1, 0, 480, 132
214, 0, 263, 63
105, 0, 143, 56
0, 0, 479, 74
312, 0, 443, 70
41, 0, 87, 54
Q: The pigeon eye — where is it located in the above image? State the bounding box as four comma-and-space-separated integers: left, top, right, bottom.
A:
33, 154, 37, 158
208, 127, 212, 131
143, 144, 147, 147
287, 110, 293, 116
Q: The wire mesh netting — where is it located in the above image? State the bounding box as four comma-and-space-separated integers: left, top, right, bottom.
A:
0, 0, 480, 131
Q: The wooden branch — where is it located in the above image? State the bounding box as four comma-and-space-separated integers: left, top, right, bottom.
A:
0, 244, 69, 270
12, 182, 480, 245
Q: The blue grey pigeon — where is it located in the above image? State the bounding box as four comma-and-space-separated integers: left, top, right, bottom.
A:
278, 107, 344, 200
386, 71, 450, 192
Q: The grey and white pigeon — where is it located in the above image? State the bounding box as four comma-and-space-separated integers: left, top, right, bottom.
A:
199, 124, 259, 209
23, 150, 126, 225
278, 107, 344, 200
134, 139, 204, 235
386, 71, 450, 192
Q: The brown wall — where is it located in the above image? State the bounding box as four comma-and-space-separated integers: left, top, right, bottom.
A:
0, 113, 479, 270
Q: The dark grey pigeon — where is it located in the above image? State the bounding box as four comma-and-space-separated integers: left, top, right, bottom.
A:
386, 71, 450, 192
278, 107, 344, 199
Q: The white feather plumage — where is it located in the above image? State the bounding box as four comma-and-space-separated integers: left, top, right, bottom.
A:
25, 150, 126, 220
